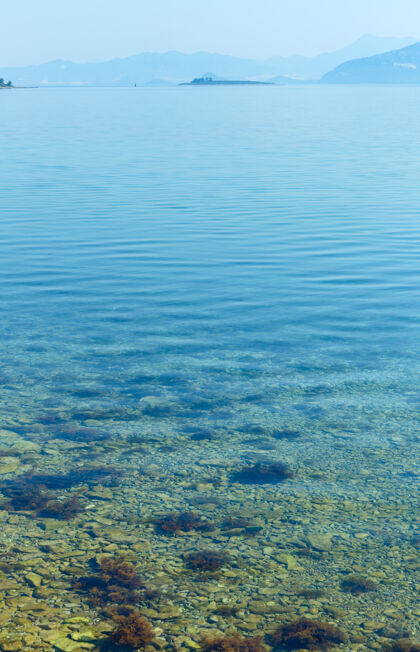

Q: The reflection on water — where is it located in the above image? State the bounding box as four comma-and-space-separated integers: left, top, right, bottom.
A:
0, 86, 419, 650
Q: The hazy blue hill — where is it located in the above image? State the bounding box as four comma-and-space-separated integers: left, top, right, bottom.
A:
266, 35, 417, 79
323, 41, 420, 83
1, 36, 417, 86
267, 74, 303, 85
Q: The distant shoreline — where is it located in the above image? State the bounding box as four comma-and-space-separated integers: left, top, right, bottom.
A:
180, 79, 273, 86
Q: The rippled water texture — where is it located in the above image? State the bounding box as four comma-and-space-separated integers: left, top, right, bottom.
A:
0, 86, 419, 649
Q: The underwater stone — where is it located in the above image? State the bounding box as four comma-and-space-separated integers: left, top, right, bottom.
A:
276, 554, 304, 571
25, 572, 43, 588
306, 534, 333, 551
10, 440, 41, 452
0, 458, 20, 474
139, 395, 178, 416
51, 638, 92, 652
0, 639, 24, 652
183, 638, 201, 649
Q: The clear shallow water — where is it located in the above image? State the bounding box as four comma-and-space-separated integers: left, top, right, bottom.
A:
1, 87, 420, 447
0, 86, 419, 648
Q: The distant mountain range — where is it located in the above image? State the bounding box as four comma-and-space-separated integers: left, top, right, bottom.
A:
1, 36, 417, 86
265, 35, 417, 80
323, 41, 420, 83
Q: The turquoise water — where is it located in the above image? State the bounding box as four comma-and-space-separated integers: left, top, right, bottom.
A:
0, 86, 419, 649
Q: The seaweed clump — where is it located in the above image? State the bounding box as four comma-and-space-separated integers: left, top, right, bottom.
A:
184, 549, 230, 572
3, 484, 84, 520
74, 555, 143, 608
99, 556, 143, 589
190, 429, 216, 441
155, 511, 214, 535
37, 493, 84, 520
202, 634, 266, 651
298, 588, 327, 599
272, 429, 301, 441
31, 466, 120, 489
340, 575, 378, 595
271, 618, 346, 650
50, 425, 109, 443
3, 485, 52, 512
232, 461, 293, 484
2, 466, 120, 493
214, 605, 240, 618
109, 613, 155, 649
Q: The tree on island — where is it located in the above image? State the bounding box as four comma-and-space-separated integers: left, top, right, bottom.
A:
0, 78, 13, 87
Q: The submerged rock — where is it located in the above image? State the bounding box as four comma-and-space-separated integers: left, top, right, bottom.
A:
306, 534, 333, 551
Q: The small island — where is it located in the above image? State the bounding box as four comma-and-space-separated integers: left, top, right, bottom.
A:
180, 75, 272, 86
0, 77, 13, 88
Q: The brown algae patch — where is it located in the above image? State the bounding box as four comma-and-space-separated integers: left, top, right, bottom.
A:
231, 461, 294, 484
184, 549, 231, 572
270, 618, 347, 650
340, 574, 378, 594
108, 613, 155, 649
154, 511, 215, 534
74, 554, 146, 609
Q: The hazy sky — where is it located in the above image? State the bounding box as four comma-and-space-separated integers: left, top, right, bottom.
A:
2, 0, 420, 66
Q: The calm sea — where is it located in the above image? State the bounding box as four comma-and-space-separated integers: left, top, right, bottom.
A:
0, 86, 419, 647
